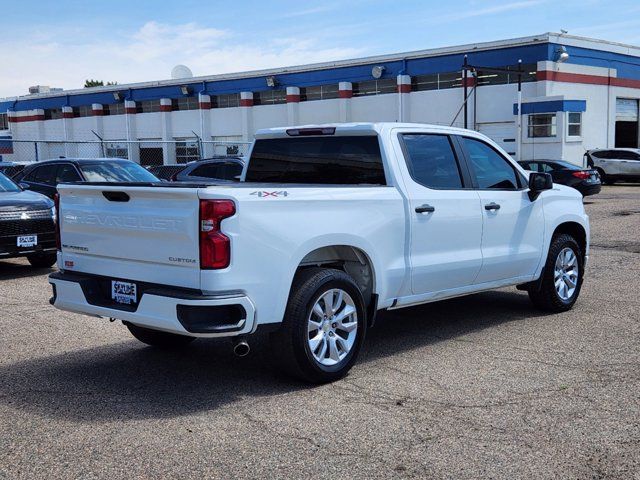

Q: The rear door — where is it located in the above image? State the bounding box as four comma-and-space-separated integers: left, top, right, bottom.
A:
392, 130, 483, 294
58, 185, 202, 288
458, 135, 544, 283
24, 164, 59, 198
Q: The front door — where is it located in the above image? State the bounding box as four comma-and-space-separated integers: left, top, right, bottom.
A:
458, 136, 545, 283
393, 131, 483, 294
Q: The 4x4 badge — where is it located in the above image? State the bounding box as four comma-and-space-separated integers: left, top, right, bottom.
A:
250, 191, 289, 198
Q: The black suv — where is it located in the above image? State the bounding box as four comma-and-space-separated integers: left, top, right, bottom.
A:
0, 172, 57, 268
13, 158, 160, 199
147, 157, 244, 182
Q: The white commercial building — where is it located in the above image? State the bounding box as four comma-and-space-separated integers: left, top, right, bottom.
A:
2, 32, 640, 166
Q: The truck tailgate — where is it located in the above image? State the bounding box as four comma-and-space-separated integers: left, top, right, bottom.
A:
58, 184, 202, 289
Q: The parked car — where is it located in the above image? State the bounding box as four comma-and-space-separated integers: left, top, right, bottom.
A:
13, 158, 160, 198
145, 164, 187, 181
518, 160, 601, 197
0, 172, 57, 268
147, 157, 245, 182
585, 149, 640, 184
49, 123, 589, 383
0, 162, 25, 179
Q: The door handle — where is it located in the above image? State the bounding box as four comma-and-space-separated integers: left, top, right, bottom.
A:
484, 202, 501, 211
415, 204, 435, 214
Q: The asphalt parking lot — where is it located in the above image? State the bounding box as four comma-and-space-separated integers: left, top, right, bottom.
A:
0, 185, 638, 479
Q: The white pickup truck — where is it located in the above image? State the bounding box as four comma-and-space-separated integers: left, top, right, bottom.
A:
49, 123, 589, 383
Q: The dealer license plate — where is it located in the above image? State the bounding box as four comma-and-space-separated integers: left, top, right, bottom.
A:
111, 280, 137, 305
17, 235, 37, 247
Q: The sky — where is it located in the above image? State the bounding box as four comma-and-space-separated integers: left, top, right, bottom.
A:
1, 0, 640, 98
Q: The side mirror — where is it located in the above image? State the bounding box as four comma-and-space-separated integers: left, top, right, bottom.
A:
19, 182, 30, 190
528, 172, 553, 201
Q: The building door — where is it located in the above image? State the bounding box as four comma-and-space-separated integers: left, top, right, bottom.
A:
615, 98, 639, 148
477, 122, 517, 157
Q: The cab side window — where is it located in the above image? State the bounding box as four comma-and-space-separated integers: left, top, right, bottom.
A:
401, 134, 464, 189
461, 137, 523, 190
32, 165, 58, 185
57, 164, 82, 183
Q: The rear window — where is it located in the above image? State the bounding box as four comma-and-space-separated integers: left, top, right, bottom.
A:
246, 136, 386, 185
80, 162, 159, 183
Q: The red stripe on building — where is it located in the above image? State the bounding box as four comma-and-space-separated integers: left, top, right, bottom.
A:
159, 104, 173, 112
610, 77, 640, 89
125, 107, 137, 114
199, 102, 211, 109
8, 114, 45, 123
462, 76, 476, 87
62, 112, 74, 119
286, 94, 300, 103
92, 109, 104, 116
536, 70, 609, 86
397, 84, 412, 93
338, 90, 352, 99
240, 98, 253, 107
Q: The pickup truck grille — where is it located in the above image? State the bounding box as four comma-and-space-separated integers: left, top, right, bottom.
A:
0, 209, 53, 221
0, 218, 55, 237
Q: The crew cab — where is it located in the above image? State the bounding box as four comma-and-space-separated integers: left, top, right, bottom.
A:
49, 123, 590, 383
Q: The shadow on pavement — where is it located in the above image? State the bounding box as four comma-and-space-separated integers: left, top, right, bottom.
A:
0, 290, 547, 422
0, 260, 55, 281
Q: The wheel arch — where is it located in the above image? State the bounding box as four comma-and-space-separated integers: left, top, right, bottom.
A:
295, 244, 377, 307
552, 221, 587, 257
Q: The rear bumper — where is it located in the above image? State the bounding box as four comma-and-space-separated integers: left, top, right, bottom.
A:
576, 183, 601, 197
48, 271, 256, 338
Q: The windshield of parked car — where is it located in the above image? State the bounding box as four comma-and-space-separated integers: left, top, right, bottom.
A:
80, 162, 159, 182
0, 172, 20, 192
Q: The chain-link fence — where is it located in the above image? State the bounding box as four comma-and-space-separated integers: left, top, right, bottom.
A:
4, 140, 252, 166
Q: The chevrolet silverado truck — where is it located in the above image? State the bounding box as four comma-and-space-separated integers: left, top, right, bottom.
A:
49, 123, 590, 383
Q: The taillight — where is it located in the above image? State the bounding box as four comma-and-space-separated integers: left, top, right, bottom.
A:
54, 193, 61, 251
199, 199, 235, 269
572, 171, 590, 180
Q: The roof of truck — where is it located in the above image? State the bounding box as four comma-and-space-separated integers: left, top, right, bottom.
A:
255, 123, 475, 139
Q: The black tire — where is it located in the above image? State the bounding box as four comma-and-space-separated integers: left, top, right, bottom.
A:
528, 233, 584, 312
270, 268, 367, 383
125, 322, 196, 349
26, 252, 57, 268
596, 168, 615, 185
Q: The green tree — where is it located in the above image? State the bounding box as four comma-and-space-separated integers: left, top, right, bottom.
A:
84, 79, 118, 88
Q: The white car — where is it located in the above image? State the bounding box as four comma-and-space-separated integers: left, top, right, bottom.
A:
586, 148, 640, 184
49, 123, 590, 383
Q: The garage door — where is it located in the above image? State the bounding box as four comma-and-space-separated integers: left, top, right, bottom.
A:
477, 122, 517, 157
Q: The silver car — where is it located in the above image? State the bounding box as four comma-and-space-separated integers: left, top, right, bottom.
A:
586, 149, 640, 184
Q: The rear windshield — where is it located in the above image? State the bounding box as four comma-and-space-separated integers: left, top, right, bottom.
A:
246, 136, 386, 185
80, 162, 159, 183
0, 172, 20, 192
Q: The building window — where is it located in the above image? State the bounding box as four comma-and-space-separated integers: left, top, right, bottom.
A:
253, 89, 287, 105
175, 139, 200, 164
105, 103, 125, 115
212, 93, 240, 108
300, 84, 339, 101
212, 135, 244, 156
567, 112, 582, 137
528, 113, 557, 138
136, 100, 161, 113
72, 105, 93, 117
0, 113, 7, 130
44, 108, 64, 120
352, 79, 397, 97
105, 142, 128, 158
171, 97, 198, 111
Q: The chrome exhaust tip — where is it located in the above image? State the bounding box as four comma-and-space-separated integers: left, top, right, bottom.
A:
233, 338, 250, 357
